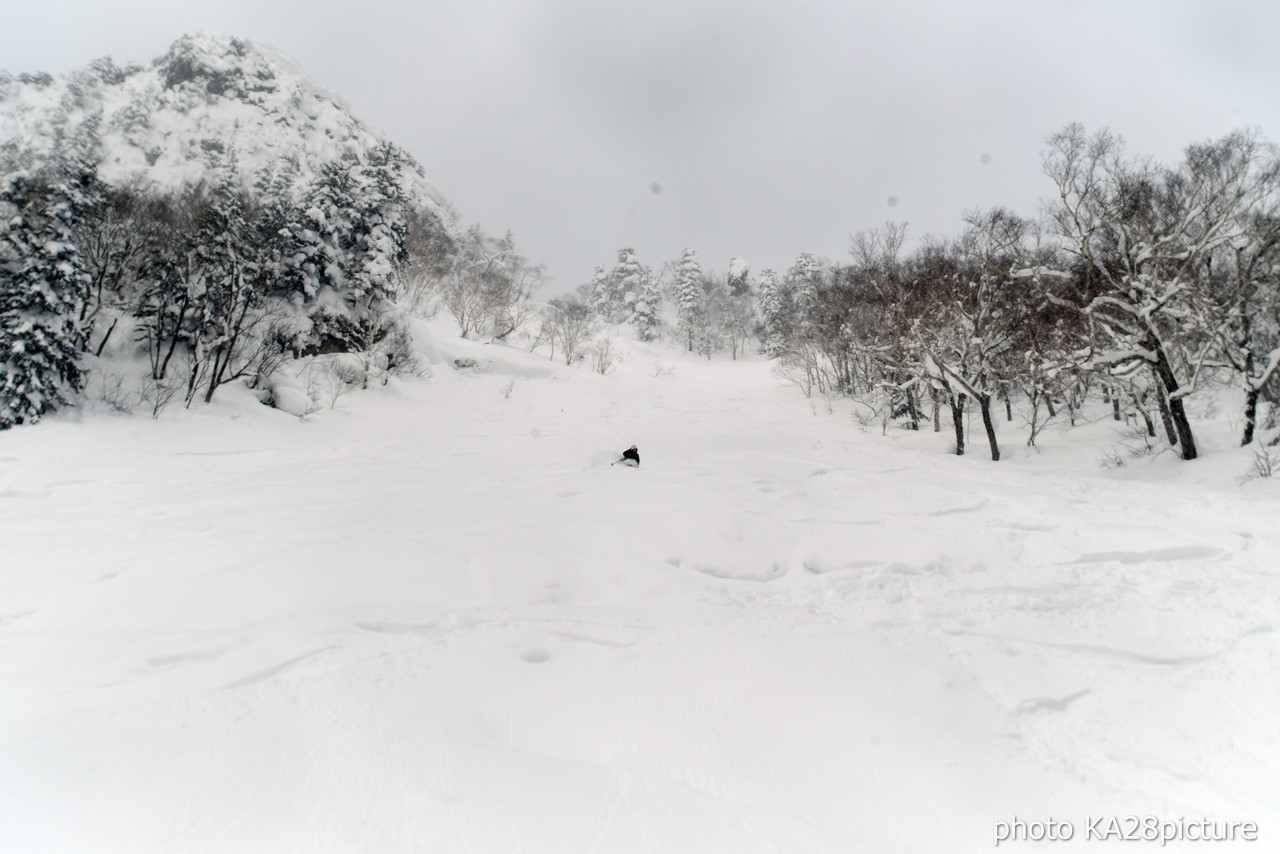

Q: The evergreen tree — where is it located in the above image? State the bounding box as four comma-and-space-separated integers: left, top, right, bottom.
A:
286, 160, 351, 301
603, 248, 645, 324
697, 273, 729, 358
587, 265, 611, 320
345, 141, 410, 304
633, 270, 663, 342
673, 248, 706, 352
786, 253, 824, 338
757, 268, 787, 355
727, 257, 751, 297
0, 171, 90, 428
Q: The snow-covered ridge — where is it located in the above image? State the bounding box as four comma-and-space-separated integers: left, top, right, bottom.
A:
0, 33, 451, 221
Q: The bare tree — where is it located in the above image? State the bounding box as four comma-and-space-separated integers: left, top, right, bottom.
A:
546, 296, 594, 366
439, 226, 542, 341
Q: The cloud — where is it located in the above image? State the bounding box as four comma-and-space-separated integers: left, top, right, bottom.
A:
3, 0, 1280, 290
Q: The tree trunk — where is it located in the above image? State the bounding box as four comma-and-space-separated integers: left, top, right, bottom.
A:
1166, 395, 1198, 460
979, 394, 1000, 461
157, 293, 190, 381
1242, 387, 1260, 446
1242, 349, 1259, 446
1138, 405, 1155, 438
950, 393, 966, 456
1155, 384, 1179, 446
931, 387, 941, 432
1149, 345, 1197, 460
93, 317, 119, 358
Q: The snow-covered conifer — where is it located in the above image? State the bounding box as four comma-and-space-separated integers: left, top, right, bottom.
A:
672, 248, 706, 352
587, 265, 611, 319
633, 270, 663, 342
607, 248, 646, 325
757, 268, 787, 356
727, 257, 750, 297
0, 171, 90, 428
786, 253, 824, 338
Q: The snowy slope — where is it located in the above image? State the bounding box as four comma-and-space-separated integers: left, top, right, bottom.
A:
1, 332, 1278, 853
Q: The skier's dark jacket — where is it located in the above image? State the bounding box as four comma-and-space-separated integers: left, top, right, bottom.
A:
622, 446, 640, 466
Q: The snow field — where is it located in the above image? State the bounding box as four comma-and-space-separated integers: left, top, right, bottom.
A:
1, 329, 1278, 853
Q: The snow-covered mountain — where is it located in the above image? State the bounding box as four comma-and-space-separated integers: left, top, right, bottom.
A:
0, 35, 466, 427
0, 33, 450, 220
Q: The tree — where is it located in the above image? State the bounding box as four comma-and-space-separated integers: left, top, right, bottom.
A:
719, 282, 758, 360
672, 247, 706, 352
914, 209, 1037, 461
605, 248, 654, 331
587, 248, 650, 325
134, 189, 204, 384
785, 253, 825, 339
1180, 133, 1280, 446
757, 268, 787, 355
182, 171, 269, 404
587, 265, 611, 320
69, 180, 155, 357
439, 226, 541, 341
1040, 124, 1271, 460
633, 269, 663, 342
0, 170, 90, 428
727, 257, 750, 296
545, 296, 594, 365
696, 273, 729, 358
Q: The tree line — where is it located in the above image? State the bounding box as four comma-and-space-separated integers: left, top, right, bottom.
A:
761, 125, 1280, 462
5, 122, 1278, 467
0, 140, 467, 426
563, 125, 1280, 464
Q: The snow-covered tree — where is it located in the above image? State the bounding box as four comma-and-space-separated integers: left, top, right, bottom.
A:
757, 268, 787, 355
440, 226, 541, 341
585, 247, 659, 331
344, 141, 411, 304
181, 168, 269, 405
1040, 123, 1277, 460
785, 253, 825, 339
672, 248, 706, 352
608, 248, 647, 326
913, 208, 1037, 460
633, 270, 663, 342
696, 273, 730, 358
727, 257, 750, 297
1181, 132, 1280, 447
587, 265, 611, 320
545, 295, 594, 365
0, 170, 90, 428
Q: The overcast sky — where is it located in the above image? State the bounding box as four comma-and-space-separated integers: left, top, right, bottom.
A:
5, 0, 1280, 291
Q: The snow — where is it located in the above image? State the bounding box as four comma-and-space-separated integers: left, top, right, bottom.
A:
2, 330, 1278, 853
0, 34, 453, 227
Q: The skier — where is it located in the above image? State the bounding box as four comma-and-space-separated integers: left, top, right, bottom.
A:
615, 445, 640, 467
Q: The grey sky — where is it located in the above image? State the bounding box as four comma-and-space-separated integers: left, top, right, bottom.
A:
5, 0, 1280, 291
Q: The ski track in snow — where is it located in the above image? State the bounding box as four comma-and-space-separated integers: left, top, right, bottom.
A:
2, 335, 1278, 853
